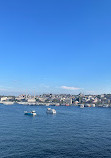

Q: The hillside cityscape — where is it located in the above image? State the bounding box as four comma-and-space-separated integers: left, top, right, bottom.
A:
1, 93, 111, 107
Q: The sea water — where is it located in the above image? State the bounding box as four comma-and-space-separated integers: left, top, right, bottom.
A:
0, 104, 111, 158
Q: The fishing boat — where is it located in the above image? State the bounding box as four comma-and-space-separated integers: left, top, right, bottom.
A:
46, 108, 56, 114
24, 110, 36, 116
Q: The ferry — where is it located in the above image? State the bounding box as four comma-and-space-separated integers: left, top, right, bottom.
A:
24, 110, 36, 116
46, 108, 56, 114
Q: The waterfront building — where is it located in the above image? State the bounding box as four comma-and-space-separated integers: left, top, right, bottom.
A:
62, 98, 72, 105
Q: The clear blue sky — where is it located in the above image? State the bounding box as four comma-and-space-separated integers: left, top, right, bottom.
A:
0, 0, 111, 95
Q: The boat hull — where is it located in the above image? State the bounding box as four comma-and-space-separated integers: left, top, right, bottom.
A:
46, 108, 56, 114
47, 111, 56, 114
24, 111, 36, 116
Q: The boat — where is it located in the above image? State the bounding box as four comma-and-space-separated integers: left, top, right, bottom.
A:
65, 104, 70, 106
46, 108, 56, 114
103, 104, 109, 108
24, 110, 37, 116
84, 104, 91, 107
91, 104, 95, 107
80, 104, 84, 108
3, 101, 14, 105
46, 103, 50, 106
55, 103, 60, 106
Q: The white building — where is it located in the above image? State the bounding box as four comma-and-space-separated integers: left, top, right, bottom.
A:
63, 98, 72, 104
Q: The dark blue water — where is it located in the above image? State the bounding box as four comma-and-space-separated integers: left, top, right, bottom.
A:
0, 104, 111, 158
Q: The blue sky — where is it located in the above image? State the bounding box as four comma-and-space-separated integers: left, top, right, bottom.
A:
0, 0, 111, 95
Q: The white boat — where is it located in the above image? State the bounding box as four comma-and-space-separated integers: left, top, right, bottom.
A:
46, 103, 50, 106
46, 108, 56, 114
18, 102, 29, 105
3, 101, 14, 105
103, 104, 109, 108
84, 104, 91, 107
80, 104, 84, 108
91, 104, 95, 107
28, 103, 36, 105
24, 110, 37, 116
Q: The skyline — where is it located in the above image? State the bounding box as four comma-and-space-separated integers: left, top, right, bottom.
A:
0, 0, 111, 95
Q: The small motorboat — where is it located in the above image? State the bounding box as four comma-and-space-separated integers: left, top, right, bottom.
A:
3, 101, 14, 105
46, 108, 56, 114
80, 104, 84, 108
24, 110, 36, 116
103, 104, 109, 108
